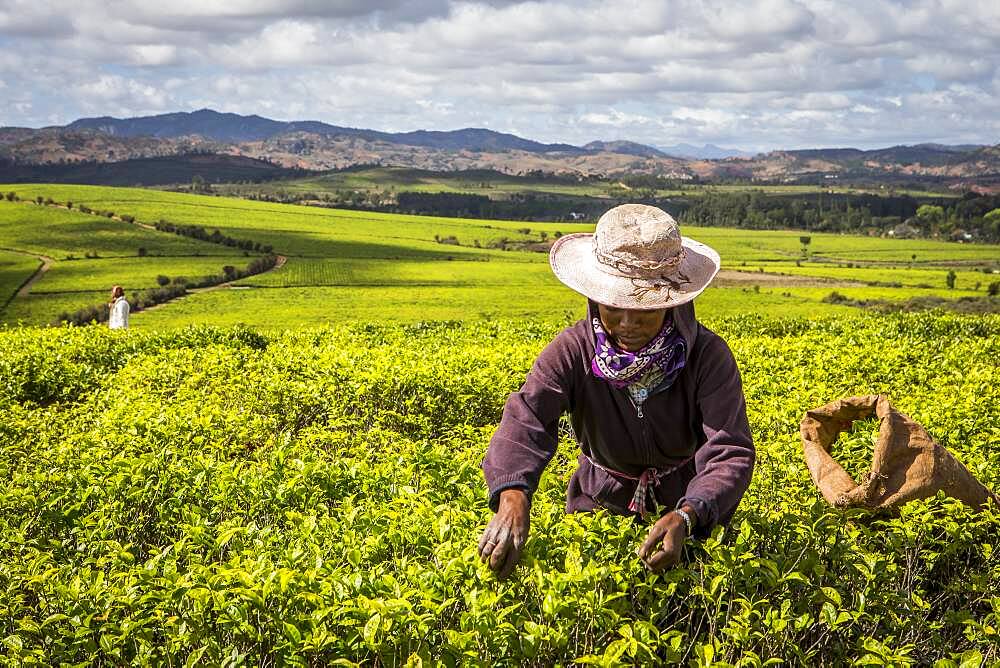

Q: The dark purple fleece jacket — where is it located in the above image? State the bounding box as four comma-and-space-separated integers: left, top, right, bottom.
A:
482, 301, 754, 535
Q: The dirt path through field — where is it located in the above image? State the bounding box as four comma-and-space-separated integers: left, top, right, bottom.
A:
0, 247, 57, 298
139, 254, 288, 313
713, 269, 866, 288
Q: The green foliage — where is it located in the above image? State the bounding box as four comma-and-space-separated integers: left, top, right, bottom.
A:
0, 313, 997, 665
917, 204, 946, 225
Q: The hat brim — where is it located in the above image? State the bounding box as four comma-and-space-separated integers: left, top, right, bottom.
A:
549, 233, 720, 310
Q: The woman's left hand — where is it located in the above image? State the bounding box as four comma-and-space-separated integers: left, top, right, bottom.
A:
638, 510, 688, 571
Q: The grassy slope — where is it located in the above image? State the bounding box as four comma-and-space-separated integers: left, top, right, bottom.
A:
235, 258, 558, 288
2, 290, 111, 325
0, 200, 244, 259
1, 185, 546, 256
5, 185, 991, 264
0, 250, 41, 306
0, 198, 262, 325
0, 184, 996, 328
34, 256, 258, 293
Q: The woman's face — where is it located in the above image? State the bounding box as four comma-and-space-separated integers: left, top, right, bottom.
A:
597, 304, 668, 352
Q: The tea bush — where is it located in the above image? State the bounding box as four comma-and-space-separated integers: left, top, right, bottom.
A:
0, 313, 998, 666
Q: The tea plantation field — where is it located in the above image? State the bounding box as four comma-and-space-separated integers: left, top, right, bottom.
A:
1, 184, 997, 328
0, 313, 997, 665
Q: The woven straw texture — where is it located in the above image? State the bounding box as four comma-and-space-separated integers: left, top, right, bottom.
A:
549, 204, 720, 309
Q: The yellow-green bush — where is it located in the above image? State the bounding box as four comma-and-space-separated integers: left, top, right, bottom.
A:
0, 314, 998, 666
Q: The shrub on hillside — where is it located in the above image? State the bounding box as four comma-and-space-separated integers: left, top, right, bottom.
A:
57, 302, 110, 326
153, 218, 270, 253
131, 285, 186, 310
54, 256, 278, 327
823, 291, 852, 304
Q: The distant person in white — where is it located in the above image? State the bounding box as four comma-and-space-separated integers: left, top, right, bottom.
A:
108, 285, 130, 330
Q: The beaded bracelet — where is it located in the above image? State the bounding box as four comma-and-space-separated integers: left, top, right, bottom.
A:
673, 508, 693, 536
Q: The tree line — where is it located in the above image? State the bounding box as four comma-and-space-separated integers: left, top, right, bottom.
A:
233, 186, 1000, 240
679, 191, 1000, 241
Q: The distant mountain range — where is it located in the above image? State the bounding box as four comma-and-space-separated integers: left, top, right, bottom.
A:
658, 143, 755, 160
65, 109, 585, 154
1, 109, 998, 189
65, 112, 754, 159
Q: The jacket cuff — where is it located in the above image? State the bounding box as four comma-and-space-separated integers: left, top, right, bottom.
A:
677, 496, 714, 539
488, 480, 532, 512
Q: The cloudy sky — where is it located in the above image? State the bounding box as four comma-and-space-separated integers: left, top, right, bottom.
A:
1, 0, 998, 151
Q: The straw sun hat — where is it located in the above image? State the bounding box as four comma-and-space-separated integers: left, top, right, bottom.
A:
549, 204, 720, 310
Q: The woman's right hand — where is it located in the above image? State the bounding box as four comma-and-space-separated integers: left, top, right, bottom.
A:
477, 488, 530, 579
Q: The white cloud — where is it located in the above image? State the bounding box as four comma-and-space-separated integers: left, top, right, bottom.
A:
0, 0, 996, 149
127, 44, 179, 67
905, 54, 995, 83
73, 75, 171, 113
579, 110, 656, 128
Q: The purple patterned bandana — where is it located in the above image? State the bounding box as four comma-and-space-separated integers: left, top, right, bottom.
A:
591, 313, 686, 408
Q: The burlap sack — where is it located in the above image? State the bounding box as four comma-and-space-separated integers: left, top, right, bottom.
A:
800, 394, 998, 510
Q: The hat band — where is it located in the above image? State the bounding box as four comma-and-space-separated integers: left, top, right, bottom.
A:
593, 241, 687, 279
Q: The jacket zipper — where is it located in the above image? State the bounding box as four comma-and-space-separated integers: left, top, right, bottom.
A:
630, 387, 649, 419
623, 388, 656, 506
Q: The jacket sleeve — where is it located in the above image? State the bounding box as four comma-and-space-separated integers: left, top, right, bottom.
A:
482, 329, 577, 511
679, 331, 755, 536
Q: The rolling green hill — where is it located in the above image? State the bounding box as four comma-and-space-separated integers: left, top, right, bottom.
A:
0, 184, 996, 328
